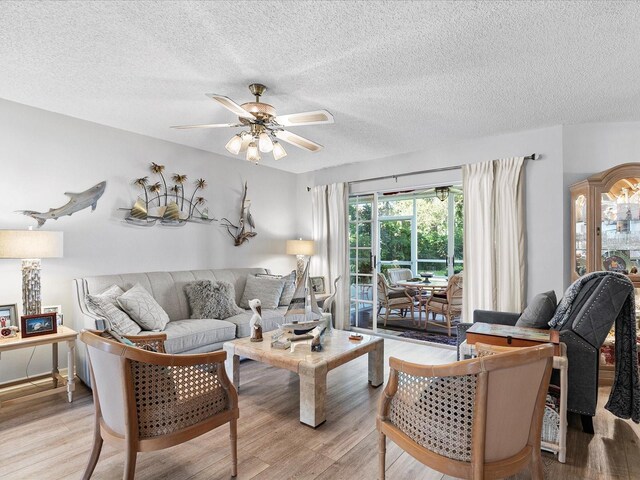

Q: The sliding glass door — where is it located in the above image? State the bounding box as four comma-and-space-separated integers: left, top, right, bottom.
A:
349, 186, 463, 334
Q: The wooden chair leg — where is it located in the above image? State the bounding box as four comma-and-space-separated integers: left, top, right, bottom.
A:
384, 306, 389, 326
530, 450, 544, 480
378, 432, 386, 480
230, 418, 238, 477
123, 445, 137, 480
81, 422, 103, 480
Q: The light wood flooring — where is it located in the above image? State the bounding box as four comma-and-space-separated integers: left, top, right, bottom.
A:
0, 337, 638, 479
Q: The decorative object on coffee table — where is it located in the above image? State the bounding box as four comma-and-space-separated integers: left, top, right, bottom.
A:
220, 181, 257, 245
17, 181, 106, 227
123, 163, 215, 227
249, 298, 263, 342
0, 230, 64, 315
20, 312, 57, 338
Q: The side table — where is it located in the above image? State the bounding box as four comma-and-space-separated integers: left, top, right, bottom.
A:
0, 326, 78, 408
459, 340, 568, 464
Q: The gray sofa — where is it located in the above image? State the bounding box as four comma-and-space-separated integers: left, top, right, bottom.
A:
73, 267, 331, 387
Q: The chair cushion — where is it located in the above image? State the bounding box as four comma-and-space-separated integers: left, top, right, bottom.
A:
184, 280, 243, 320
86, 285, 141, 336
516, 290, 557, 329
117, 283, 170, 331
161, 319, 236, 353
240, 275, 285, 309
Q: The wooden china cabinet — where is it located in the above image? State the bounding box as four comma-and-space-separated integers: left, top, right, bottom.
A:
570, 162, 640, 385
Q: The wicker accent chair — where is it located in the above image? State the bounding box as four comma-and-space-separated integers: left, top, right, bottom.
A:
80, 330, 239, 480
387, 268, 414, 286
422, 272, 463, 336
377, 344, 554, 480
377, 275, 417, 326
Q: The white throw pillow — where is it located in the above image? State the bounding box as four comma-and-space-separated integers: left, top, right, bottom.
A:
86, 284, 142, 336
240, 275, 285, 309
117, 283, 170, 331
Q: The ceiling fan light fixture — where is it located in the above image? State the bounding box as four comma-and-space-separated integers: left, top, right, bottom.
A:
272, 141, 287, 160
246, 142, 260, 163
225, 134, 243, 155
258, 132, 273, 152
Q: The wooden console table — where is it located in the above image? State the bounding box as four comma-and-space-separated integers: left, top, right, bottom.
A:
0, 326, 77, 408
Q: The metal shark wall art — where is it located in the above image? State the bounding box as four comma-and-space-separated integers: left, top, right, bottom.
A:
18, 181, 107, 227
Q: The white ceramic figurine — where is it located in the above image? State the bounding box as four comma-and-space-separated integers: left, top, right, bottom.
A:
249, 298, 263, 342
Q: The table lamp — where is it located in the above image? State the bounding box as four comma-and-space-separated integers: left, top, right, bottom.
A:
0, 230, 64, 315
286, 238, 315, 280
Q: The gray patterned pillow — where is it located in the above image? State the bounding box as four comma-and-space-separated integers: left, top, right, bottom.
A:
240, 274, 285, 309
117, 283, 169, 331
86, 284, 141, 336
279, 270, 297, 306
184, 280, 244, 320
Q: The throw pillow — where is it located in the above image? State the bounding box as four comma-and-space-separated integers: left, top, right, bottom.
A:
184, 280, 244, 320
86, 284, 141, 336
117, 283, 170, 331
240, 274, 285, 309
515, 290, 557, 329
279, 270, 297, 306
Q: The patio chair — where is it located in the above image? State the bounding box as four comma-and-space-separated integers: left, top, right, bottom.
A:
377, 274, 418, 327
377, 344, 554, 480
80, 330, 239, 480
422, 272, 463, 336
387, 268, 414, 286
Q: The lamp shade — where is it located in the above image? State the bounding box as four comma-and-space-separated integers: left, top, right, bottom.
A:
0, 230, 64, 259
286, 239, 315, 256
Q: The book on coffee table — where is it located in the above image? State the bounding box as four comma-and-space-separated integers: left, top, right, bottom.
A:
466, 322, 560, 355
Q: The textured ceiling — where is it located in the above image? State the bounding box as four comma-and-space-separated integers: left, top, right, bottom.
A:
1, 1, 640, 173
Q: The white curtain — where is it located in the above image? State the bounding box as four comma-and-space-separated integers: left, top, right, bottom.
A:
311, 183, 349, 329
462, 157, 525, 322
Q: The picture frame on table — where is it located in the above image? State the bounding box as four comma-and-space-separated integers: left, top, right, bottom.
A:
42, 305, 64, 326
310, 276, 326, 294
0, 303, 18, 328
21, 312, 57, 338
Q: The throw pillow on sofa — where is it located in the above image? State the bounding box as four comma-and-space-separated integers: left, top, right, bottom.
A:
86, 284, 142, 336
117, 283, 170, 331
515, 290, 557, 329
256, 270, 297, 306
184, 280, 243, 320
240, 274, 285, 309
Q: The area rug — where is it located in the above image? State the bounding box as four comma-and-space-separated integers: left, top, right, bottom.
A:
397, 330, 458, 346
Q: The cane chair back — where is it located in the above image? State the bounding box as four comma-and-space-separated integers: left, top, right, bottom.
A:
387, 268, 414, 286
377, 275, 416, 326
80, 330, 239, 480
377, 344, 554, 480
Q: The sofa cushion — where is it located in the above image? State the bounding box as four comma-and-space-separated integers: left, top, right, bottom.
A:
161, 319, 237, 354
184, 280, 243, 320
516, 290, 557, 329
86, 285, 142, 336
224, 307, 287, 338
117, 283, 170, 331
240, 275, 285, 309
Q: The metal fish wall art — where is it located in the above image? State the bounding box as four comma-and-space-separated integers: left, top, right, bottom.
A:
17, 181, 107, 227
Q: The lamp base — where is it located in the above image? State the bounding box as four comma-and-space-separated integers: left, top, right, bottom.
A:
22, 259, 41, 315
296, 255, 307, 281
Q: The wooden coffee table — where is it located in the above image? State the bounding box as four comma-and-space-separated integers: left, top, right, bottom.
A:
223, 329, 384, 427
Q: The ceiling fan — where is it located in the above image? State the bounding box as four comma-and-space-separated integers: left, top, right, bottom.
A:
172, 83, 334, 163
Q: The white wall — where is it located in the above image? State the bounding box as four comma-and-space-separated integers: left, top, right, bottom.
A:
298, 125, 565, 309
0, 99, 298, 383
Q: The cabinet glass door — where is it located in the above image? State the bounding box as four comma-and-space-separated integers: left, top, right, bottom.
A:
600, 179, 640, 273
574, 194, 587, 277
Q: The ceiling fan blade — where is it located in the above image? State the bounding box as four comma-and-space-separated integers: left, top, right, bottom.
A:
171, 123, 244, 129
206, 94, 256, 120
274, 109, 334, 127
273, 130, 323, 152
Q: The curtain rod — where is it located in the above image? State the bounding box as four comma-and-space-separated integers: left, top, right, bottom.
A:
341, 153, 540, 187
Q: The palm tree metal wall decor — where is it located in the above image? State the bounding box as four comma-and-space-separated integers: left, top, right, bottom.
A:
122, 163, 216, 227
